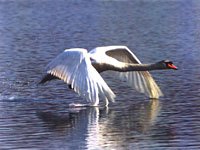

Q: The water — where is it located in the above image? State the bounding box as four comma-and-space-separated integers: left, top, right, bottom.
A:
0, 0, 200, 149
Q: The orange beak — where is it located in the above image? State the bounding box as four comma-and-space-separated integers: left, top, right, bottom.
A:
168, 63, 178, 70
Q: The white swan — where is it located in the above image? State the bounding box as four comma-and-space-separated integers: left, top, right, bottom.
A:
40, 46, 177, 106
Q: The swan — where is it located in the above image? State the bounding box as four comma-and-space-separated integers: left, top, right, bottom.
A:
39, 46, 177, 106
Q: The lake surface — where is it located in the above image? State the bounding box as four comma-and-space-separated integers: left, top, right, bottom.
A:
0, 0, 200, 149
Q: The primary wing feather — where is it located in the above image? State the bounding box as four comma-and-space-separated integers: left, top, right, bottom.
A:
95, 46, 163, 99
46, 48, 115, 104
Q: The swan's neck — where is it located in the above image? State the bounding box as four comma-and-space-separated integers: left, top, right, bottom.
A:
118, 63, 165, 72
92, 61, 165, 73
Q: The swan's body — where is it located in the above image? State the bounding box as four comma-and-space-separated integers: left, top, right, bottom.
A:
40, 46, 177, 106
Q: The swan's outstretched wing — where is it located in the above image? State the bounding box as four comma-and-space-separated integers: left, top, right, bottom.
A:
46, 48, 116, 105
91, 46, 163, 99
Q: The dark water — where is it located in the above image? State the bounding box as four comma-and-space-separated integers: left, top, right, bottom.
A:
0, 0, 200, 149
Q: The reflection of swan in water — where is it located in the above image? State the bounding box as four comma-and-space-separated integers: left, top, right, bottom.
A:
95, 100, 162, 149
36, 107, 106, 134
37, 100, 162, 149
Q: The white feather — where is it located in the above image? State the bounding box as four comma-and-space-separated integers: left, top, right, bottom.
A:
90, 46, 163, 99
46, 48, 116, 106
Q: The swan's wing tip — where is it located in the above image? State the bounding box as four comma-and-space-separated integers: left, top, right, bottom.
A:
149, 90, 164, 99
142, 71, 163, 99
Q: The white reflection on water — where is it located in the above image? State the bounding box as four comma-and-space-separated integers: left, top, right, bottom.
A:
94, 100, 161, 149
37, 100, 161, 149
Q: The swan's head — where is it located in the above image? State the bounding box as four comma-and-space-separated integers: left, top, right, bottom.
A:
158, 60, 178, 70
